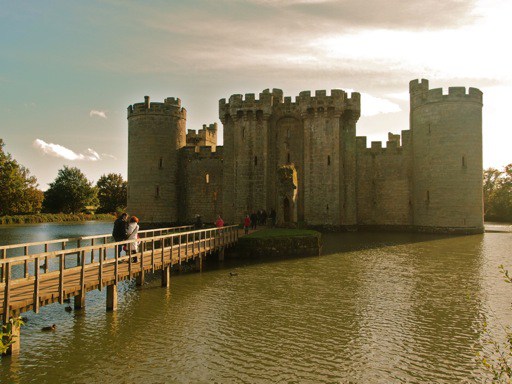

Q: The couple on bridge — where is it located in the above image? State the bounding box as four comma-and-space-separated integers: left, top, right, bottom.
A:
112, 213, 140, 257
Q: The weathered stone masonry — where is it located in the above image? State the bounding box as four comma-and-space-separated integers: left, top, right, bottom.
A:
127, 79, 484, 233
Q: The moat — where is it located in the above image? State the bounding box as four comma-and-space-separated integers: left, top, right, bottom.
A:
1, 222, 511, 383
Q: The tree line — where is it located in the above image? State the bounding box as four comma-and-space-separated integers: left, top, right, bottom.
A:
483, 163, 512, 222
0, 139, 126, 216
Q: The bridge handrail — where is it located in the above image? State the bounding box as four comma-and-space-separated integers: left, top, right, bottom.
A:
0, 225, 194, 254
0, 225, 238, 267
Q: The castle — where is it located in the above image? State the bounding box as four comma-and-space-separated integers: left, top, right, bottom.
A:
127, 79, 484, 233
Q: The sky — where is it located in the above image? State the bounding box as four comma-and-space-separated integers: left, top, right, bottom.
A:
1, 0, 510, 190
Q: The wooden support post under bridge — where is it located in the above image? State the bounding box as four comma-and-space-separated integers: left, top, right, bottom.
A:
106, 284, 117, 311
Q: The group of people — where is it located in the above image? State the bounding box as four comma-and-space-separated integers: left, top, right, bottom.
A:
194, 214, 225, 229
244, 208, 276, 234
113, 208, 274, 254
112, 212, 140, 257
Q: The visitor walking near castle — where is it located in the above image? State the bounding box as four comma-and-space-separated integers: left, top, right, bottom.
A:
126, 216, 140, 260
250, 212, 258, 230
112, 212, 128, 256
215, 215, 224, 228
244, 214, 251, 235
195, 215, 203, 229
269, 209, 276, 228
261, 209, 268, 226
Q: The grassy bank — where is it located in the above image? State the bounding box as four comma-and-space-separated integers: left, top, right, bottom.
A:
0, 213, 115, 225
244, 228, 321, 239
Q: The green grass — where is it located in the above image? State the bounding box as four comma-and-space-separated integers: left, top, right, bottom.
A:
244, 228, 320, 239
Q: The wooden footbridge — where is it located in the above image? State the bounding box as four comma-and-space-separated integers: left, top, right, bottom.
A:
0, 224, 239, 354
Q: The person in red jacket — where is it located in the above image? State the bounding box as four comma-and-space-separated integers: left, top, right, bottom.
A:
215, 215, 224, 228
243, 214, 251, 234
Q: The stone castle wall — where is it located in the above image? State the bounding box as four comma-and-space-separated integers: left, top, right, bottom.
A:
127, 79, 484, 233
355, 132, 412, 226
178, 146, 223, 224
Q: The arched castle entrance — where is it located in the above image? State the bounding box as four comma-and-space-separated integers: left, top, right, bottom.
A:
283, 197, 291, 222
277, 165, 298, 225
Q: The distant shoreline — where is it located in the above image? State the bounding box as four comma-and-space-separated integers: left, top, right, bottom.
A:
0, 213, 115, 225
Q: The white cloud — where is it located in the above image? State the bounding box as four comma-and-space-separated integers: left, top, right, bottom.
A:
89, 110, 107, 119
360, 93, 401, 117
101, 153, 117, 160
33, 139, 101, 161
386, 92, 409, 101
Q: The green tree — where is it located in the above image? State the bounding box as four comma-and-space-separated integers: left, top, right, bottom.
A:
483, 164, 512, 222
43, 166, 98, 213
96, 173, 127, 213
0, 139, 43, 215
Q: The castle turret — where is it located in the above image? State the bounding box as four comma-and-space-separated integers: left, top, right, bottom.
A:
127, 96, 186, 223
410, 79, 483, 232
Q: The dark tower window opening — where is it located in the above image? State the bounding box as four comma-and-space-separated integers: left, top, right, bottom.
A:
254, 156, 258, 166
158, 157, 163, 169
428, 124, 431, 135
287, 153, 290, 163
426, 190, 430, 203
326, 204, 329, 212
327, 155, 331, 166
155, 186, 160, 198
462, 156, 466, 167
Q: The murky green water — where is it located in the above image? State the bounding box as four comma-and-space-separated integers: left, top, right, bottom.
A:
1, 222, 511, 383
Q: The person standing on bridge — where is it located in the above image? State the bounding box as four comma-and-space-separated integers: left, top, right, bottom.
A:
215, 215, 224, 228
126, 216, 140, 261
112, 212, 128, 256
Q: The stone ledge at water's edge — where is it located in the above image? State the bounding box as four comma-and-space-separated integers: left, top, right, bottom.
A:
234, 229, 322, 258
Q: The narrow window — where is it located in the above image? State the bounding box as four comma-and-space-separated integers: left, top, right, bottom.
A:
254, 156, 258, 166
155, 186, 160, 198
287, 153, 290, 163
158, 157, 163, 169
326, 204, 329, 212
287, 128, 290, 139
327, 155, 331, 166
426, 190, 430, 203
206, 173, 210, 184
462, 156, 466, 167
428, 124, 431, 135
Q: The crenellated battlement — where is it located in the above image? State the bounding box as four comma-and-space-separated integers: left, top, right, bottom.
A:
356, 130, 411, 155
410, 79, 482, 108
128, 96, 187, 119
186, 122, 218, 147
219, 88, 361, 121
180, 145, 223, 160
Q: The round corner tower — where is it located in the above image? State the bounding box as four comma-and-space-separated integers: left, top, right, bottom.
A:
127, 96, 186, 223
409, 79, 483, 232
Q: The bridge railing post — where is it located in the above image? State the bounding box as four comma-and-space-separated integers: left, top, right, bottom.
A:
3, 262, 11, 324
0, 248, 5, 282
59, 253, 64, 304
34, 256, 40, 313
24, 246, 29, 278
